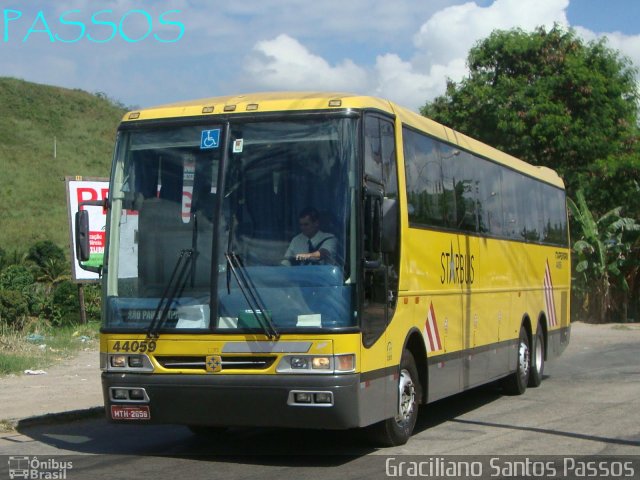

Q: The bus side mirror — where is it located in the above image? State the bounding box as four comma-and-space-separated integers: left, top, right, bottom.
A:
75, 210, 91, 262
74, 199, 105, 275
381, 197, 398, 254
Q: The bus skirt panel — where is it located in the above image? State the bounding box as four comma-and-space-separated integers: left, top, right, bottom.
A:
102, 372, 364, 430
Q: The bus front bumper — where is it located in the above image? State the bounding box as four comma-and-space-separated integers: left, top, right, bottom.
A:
102, 372, 362, 430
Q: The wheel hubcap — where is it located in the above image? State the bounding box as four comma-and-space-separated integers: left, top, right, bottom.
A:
395, 369, 415, 426
518, 340, 530, 383
534, 338, 543, 372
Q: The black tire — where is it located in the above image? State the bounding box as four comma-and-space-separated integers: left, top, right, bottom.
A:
528, 326, 545, 388
188, 425, 228, 437
369, 350, 420, 447
501, 325, 530, 395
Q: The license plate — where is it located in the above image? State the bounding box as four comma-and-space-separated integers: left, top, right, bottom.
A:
111, 405, 150, 420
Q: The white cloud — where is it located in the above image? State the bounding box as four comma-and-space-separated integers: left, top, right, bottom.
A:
373, 54, 466, 110
413, 0, 569, 67
574, 26, 640, 77
396, 0, 570, 108
606, 33, 640, 71
246, 34, 369, 92
246, 0, 572, 111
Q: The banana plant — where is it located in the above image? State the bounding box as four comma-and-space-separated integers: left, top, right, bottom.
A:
568, 190, 640, 322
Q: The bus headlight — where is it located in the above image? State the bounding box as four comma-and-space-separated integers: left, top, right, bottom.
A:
110, 355, 127, 368
311, 357, 331, 370
106, 354, 154, 372
276, 354, 355, 374
290, 356, 309, 369
128, 356, 144, 368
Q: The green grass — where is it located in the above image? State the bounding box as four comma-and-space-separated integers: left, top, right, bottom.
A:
0, 353, 41, 375
0, 77, 118, 371
0, 321, 100, 376
0, 77, 126, 253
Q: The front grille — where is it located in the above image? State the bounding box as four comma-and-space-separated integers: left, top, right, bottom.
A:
156, 356, 205, 369
155, 355, 276, 371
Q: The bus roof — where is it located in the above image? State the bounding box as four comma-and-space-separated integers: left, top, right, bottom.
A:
123, 91, 564, 189
122, 91, 391, 121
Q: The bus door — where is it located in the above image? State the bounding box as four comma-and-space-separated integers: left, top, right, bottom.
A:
360, 113, 400, 423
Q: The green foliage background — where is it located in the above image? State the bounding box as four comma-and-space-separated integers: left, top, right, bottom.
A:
422, 26, 640, 322
422, 26, 640, 212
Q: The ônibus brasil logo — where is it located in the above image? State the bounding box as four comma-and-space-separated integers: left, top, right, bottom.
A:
7, 456, 73, 479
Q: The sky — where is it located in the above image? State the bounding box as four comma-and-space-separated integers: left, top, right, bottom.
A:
1, 0, 640, 111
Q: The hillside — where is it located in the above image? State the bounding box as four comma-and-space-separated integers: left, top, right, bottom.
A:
0, 78, 125, 253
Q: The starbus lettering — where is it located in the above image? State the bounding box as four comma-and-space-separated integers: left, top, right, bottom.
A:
440, 243, 474, 285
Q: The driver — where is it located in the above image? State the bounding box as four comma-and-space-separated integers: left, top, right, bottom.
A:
282, 207, 337, 265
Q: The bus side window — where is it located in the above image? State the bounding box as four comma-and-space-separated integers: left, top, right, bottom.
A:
402, 128, 445, 228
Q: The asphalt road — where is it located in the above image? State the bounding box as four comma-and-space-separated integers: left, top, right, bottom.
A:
1, 322, 639, 479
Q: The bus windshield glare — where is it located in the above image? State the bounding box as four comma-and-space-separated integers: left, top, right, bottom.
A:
104, 117, 359, 333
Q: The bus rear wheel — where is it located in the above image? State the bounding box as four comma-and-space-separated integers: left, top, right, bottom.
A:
369, 350, 420, 447
501, 325, 530, 395
528, 326, 545, 387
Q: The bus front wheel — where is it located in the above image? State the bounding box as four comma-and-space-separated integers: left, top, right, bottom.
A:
369, 350, 420, 447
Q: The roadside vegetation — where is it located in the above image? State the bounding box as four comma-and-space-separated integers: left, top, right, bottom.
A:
0, 321, 99, 376
0, 240, 100, 375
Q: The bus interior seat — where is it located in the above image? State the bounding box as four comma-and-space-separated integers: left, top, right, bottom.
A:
318, 210, 344, 267
138, 198, 193, 295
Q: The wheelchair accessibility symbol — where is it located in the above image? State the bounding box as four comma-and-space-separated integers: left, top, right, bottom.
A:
200, 129, 220, 149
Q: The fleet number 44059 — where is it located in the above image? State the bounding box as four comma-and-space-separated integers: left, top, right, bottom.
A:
111, 340, 156, 353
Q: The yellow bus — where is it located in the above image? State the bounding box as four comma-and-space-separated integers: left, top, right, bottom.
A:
76, 92, 571, 446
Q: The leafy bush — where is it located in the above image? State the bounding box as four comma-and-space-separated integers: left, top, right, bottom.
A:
83, 284, 102, 322
0, 264, 35, 293
50, 280, 81, 326
0, 289, 30, 329
0, 241, 99, 329
27, 240, 65, 269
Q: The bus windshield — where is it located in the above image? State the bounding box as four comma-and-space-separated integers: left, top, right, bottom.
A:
105, 116, 359, 333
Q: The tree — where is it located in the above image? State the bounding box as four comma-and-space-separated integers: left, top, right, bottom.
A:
421, 25, 640, 214
421, 25, 640, 323
26, 240, 69, 295
36, 257, 71, 293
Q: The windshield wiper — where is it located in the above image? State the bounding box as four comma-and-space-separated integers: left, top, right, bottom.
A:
147, 248, 196, 338
224, 251, 279, 340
